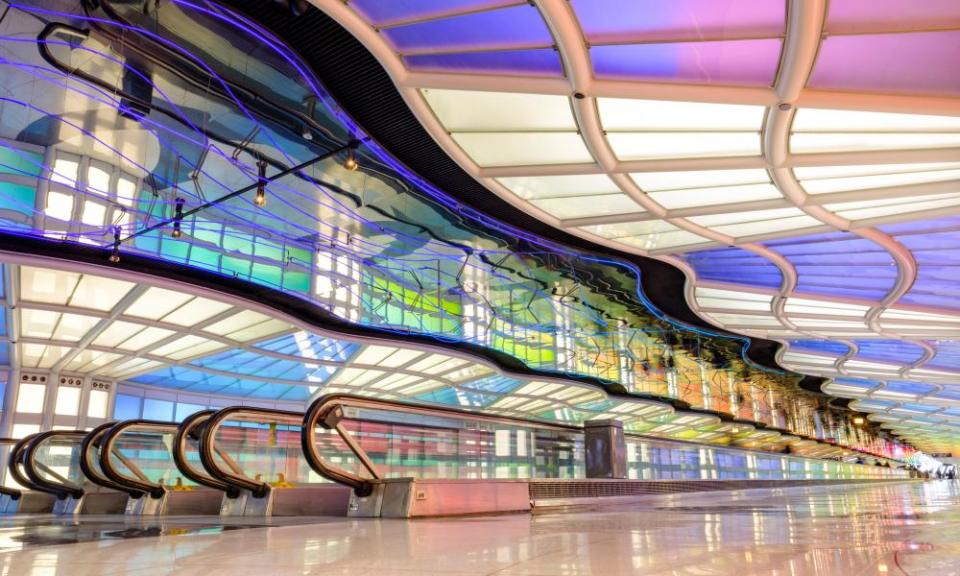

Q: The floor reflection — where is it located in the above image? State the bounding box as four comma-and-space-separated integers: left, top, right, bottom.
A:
0, 482, 955, 575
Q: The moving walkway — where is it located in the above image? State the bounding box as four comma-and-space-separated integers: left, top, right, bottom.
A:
0, 395, 914, 518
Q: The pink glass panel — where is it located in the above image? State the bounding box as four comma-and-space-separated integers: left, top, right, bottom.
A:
809, 31, 960, 96
572, 0, 785, 43
825, 0, 960, 34
591, 39, 781, 86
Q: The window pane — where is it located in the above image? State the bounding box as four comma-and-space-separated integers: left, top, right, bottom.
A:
45, 191, 74, 221
87, 389, 109, 418
10, 423, 40, 440
113, 394, 142, 420
142, 398, 174, 421
54, 386, 81, 416
16, 383, 46, 413
175, 402, 205, 421
50, 154, 79, 187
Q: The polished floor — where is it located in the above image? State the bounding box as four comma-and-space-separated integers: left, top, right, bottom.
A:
0, 481, 957, 575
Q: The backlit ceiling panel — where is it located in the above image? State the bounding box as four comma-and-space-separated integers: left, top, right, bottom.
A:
0, 0, 928, 460
315, 0, 960, 455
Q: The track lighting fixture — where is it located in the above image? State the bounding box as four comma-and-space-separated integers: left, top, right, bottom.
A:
172, 197, 185, 238
255, 159, 267, 207
108, 226, 121, 263
343, 139, 361, 171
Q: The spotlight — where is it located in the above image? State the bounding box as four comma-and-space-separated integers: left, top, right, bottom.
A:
343, 139, 361, 171
108, 226, 121, 263
255, 159, 268, 207
853, 416, 865, 426
343, 149, 358, 171
172, 197, 185, 238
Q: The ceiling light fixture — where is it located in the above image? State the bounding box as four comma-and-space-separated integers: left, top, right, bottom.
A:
171, 197, 185, 238
108, 226, 121, 263
343, 139, 361, 171
254, 159, 267, 207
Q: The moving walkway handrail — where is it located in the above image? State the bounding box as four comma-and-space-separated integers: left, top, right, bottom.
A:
5, 435, 42, 497
22, 431, 87, 500
0, 438, 22, 499
302, 393, 581, 495
80, 421, 141, 497
99, 419, 179, 499
199, 406, 304, 498
173, 410, 236, 496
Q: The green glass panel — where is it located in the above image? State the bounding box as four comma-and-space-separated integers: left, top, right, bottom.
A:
0, 182, 37, 213
160, 238, 189, 262
188, 245, 221, 270
134, 230, 161, 253
221, 256, 251, 279
251, 262, 282, 287
192, 217, 223, 245
223, 230, 253, 255
254, 240, 283, 261
281, 270, 310, 293
0, 148, 42, 177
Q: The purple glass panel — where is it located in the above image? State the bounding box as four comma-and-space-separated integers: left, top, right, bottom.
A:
882, 380, 938, 396
809, 32, 960, 96
765, 232, 896, 300
351, 0, 519, 27
853, 340, 925, 364
404, 48, 563, 76
591, 39, 781, 86
789, 339, 850, 357
572, 0, 785, 43
927, 341, 960, 372
880, 217, 960, 310
825, 0, 960, 34
681, 246, 782, 288
381, 4, 553, 53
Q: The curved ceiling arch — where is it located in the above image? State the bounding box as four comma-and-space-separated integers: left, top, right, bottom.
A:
293, 0, 960, 454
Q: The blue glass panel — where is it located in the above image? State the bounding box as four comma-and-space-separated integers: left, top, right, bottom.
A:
351, 0, 517, 26
900, 402, 939, 413
833, 377, 881, 390
927, 341, 960, 372
405, 49, 563, 76
853, 340, 925, 364
381, 5, 553, 52
0, 309, 5, 337
254, 334, 358, 362
789, 339, 849, 356
882, 380, 939, 396
113, 394, 142, 420
0, 264, 4, 298
591, 39, 781, 85
459, 375, 523, 394
174, 402, 205, 421
765, 232, 896, 300
0, 182, 37, 215
142, 398, 174, 421
880, 217, 960, 309
681, 246, 782, 288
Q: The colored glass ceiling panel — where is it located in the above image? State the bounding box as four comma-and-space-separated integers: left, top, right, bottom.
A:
350, 0, 520, 26
681, 246, 782, 288
880, 217, 960, 310
926, 341, 960, 372
591, 39, 781, 86
810, 31, 960, 97
572, 0, 785, 43
824, 0, 960, 33
380, 4, 553, 53
405, 48, 562, 76
853, 340, 925, 365
764, 232, 897, 300
789, 339, 850, 357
